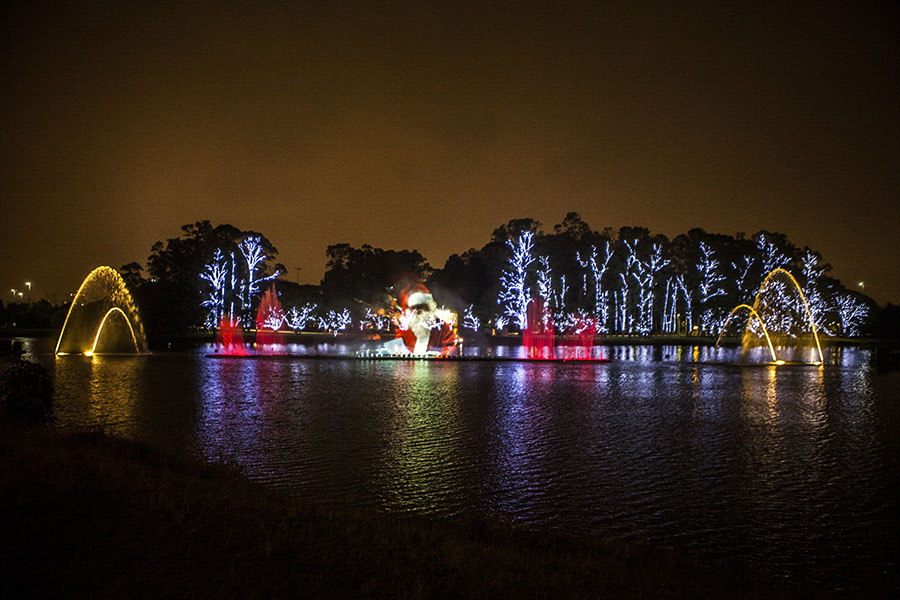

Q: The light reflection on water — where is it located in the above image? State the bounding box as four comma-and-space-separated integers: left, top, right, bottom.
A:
25, 338, 900, 594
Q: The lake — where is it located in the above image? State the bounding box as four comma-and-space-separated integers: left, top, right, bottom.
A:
16, 337, 900, 595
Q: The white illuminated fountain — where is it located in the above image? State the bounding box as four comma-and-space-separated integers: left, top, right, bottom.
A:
56, 266, 148, 356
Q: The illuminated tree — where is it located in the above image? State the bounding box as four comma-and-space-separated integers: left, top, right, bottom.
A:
731, 255, 756, 304
834, 293, 869, 337
536, 257, 553, 305
615, 273, 630, 333
318, 309, 353, 335
617, 238, 667, 334
359, 308, 388, 331
757, 233, 790, 275
643, 243, 669, 332
676, 275, 693, 332
146, 221, 245, 334
662, 277, 683, 333
239, 236, 281, 316
260, 302, 285, 331
750, 235, 803, 335
199, 249, 228, 328
556, 274, 569, 315
228, 252, 239, 318
285, 303, 317, 331
697, 241, 726, 333
576, 241, 613, 332
497, 231, 535, 330
800, 249, 831, 331
754, 270, 810, 338
463, 305, 481, 330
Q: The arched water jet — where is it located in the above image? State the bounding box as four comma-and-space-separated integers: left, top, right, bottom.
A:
85, 307, 141, 356
753, 268, 823, 364
56, 266, 148, 355
716, 304, 777, 362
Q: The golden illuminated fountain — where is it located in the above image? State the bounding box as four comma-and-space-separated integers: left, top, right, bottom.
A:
717, 268, 823, 365
56, 266, 148, 356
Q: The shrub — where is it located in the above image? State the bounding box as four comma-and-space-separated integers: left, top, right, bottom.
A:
0, 358, 53, 426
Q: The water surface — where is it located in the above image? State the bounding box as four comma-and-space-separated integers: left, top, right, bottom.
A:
19, 338, 900, 594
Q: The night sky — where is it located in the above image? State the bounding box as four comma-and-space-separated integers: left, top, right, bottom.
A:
2, 1, 899, 304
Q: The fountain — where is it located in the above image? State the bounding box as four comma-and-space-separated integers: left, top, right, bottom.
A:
217, 314, 247, 355
255, 284, 284, 353
56, 266, 148, 356
717, 304, 778, 362
523, 296, 555, 359
717, 268, 823, 364
520, 300, 607, 361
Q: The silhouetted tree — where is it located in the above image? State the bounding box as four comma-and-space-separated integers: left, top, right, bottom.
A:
321, 244, 431, 315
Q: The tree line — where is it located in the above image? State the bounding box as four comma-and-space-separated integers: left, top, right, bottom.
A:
86, 214, 888, 343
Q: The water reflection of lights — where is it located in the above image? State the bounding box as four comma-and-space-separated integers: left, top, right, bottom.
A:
52, 354, 143, 436
197, 356, 264, 465
485, 362, 567, 520
764, 365, 779, 420
39, 340, 898, 592
381, 361, 465, 512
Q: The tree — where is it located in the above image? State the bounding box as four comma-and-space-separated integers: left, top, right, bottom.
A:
497, 231, 536, 330
321, 243, 431, 314
141, 221, 283, 337
834, 292, 870, 337
576, 241, 614, 331
118, 262, 145, 291
799, 249, 832, 330
697, 241, 726, 333
199, 249, 229, 328
553, 211, 591, 240
490, 218, 542, 244
238, 235, 282, 315
754, 231, 792, 276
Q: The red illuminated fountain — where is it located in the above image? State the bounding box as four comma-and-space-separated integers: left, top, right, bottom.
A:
217, 314, 247, 355
523, 296, 556, 359
256, 284, 285, 354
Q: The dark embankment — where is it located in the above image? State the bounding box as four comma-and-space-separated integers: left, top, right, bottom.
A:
1, 426, 795, 599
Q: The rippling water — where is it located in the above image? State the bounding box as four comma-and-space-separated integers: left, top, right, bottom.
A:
19, 338, 900, 594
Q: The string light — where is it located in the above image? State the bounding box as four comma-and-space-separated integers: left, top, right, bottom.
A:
497, 231, 535, 330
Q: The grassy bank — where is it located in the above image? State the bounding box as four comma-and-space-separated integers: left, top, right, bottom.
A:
0, 426, 800, 599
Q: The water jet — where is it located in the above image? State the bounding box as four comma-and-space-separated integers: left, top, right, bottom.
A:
717, 268, 824, 364
56, 266, 147, 356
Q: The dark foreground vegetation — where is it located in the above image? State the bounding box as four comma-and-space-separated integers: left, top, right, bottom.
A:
0, 425, 803, 600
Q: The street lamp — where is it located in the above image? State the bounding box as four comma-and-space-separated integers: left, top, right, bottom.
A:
858, 281, 865, 291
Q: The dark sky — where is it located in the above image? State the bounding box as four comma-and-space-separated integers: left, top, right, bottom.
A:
2, 1, 899, 304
